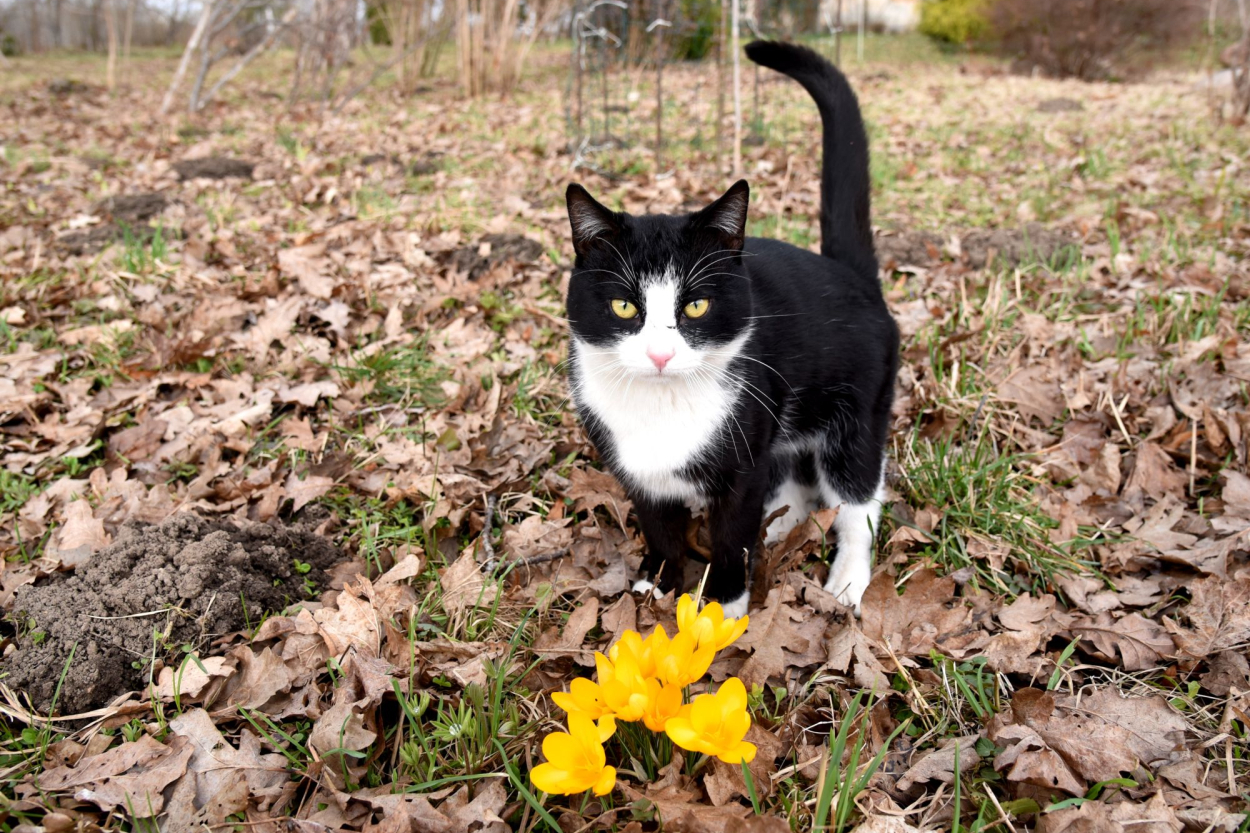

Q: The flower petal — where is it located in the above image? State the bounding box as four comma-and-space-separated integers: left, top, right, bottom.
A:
677, 594, 695, 632
530, 762, 573, 795
717, 677, 748, 713
690, 692, 721, 733
593, 765, 617, 796
664, 717, 702, 752
542, 731, 581, 767
567, 712, 600, 746
716, 741, 757, 765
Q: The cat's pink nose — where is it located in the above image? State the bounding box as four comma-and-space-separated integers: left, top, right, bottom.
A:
647, 347, 675, 370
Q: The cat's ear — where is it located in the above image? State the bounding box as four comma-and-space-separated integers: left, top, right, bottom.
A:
694, 179, 750, 251
566, 183, 620, 256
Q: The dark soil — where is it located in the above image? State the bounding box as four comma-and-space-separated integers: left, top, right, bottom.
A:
172, 156, 255, 181
358, 152, 442, 176
452, 233, 545, 279
93, 192, 168, 225
2, 513, 342, 715
961, 224, 1078, 268
56, 222, 178, 257
48, 78, 94, 96
876, 224, 1078, 270
1037, 97, 1084, 113
876, 230, 945, 269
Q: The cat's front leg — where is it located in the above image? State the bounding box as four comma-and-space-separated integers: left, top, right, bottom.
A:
632, 498, 690, 598
705, 471, 770, 618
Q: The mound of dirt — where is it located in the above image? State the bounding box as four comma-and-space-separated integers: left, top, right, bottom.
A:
876, 224, 1078, 270
1037, 97, 1084, 113
961, 224, 1077, 268
48, 78, 94, 96
2, 513, 342, 715
93, 192, 168, 225
56, 222, 179, 257
452, 233, 545, 279
173, 156, 255, 181
876, 230, 946, 269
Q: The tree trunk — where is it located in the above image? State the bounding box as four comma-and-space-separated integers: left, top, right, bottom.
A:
716, 0, 726, 173
106, 0, 119, 90
654, 0, 665, 170
731, 0, 741, 177
123, 0, 137, 62
28, 0, 41, 53
160, 0, 215, 114
53, 0, 64, 49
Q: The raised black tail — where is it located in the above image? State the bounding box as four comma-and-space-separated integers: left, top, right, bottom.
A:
745, 40, 876, 280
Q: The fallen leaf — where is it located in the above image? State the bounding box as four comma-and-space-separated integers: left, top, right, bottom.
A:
37, 734, 193, 815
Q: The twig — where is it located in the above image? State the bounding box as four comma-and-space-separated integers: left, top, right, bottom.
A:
479, 493, 498, 570
512, 549, 571, 569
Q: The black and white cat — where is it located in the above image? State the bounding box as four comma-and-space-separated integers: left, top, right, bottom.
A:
564, 41, 899, 617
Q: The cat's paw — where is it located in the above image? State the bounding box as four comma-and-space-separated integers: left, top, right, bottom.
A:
824, 562, 871, 616
631, 578, 663, 600
719, 591, 750, 619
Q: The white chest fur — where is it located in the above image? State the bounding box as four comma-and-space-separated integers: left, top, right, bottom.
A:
571, 338, 740, 502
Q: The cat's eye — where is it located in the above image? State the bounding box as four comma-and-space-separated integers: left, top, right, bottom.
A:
610, 299, 638, 319
683, 298, 710, 319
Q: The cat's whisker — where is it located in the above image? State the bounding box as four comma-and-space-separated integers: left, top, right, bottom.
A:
705, 351, 798, 395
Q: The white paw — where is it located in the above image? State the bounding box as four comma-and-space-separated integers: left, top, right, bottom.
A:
824, 561, 871, 616
719, 591, 749, 619
632, 578, 662, 600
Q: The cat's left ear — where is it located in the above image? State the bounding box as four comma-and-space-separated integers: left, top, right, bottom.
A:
567, 183, 621, 257
694, 179, 750, 252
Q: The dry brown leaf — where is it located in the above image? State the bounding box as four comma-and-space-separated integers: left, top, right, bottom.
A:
37, 734, 193, 815
735, 584, 810, 687
278, 243, 336, 299
566, 465, 632, 531
1069, 612, 1175, 671
860, 569, 971, 658
1169, 576, 1250, 657
439, 550, 496, 616
49, 498, 110, 564
1123, 442, 1188, 510
154, 656, 233, 701
221, 645, 294, 710
896, 735, 981, 792
164, 709, 288, 831
315, 583, 382, 656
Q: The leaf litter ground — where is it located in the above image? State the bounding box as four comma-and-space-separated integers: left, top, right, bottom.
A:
1, 40, 1249, 833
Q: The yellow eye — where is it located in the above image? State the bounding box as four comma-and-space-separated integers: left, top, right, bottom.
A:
683, 298, 710, 319
611, 299, 638, 319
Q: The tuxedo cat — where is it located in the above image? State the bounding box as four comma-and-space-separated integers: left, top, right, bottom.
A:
564, 40, 898, 616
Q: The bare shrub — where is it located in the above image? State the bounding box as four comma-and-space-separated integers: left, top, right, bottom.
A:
454, 0, 567, 97
990, 0, 1203, 81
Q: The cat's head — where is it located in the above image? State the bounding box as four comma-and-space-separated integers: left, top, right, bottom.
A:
564, 180, 753, 382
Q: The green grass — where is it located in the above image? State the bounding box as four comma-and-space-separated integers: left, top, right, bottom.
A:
328, 336, 447, 409
0, 470, 42, 515
896, 431, 1097, 597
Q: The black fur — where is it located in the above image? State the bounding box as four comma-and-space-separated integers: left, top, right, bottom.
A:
564, 41, 899, 605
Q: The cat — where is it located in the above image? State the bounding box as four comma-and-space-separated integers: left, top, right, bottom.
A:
563, 40, 899, 617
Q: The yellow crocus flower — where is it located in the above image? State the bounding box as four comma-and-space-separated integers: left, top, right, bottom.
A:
676, 593, 750, 651
595, 650, 651, 722
650, 624, 716, 689
530, 713, 618, 796
641, 678, 684, 732
609, 629, 660, 679
551, 677, 612, 720
663, 677, 757, 765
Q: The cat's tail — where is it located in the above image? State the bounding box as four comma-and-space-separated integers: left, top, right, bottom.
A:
744, 40, 876, 280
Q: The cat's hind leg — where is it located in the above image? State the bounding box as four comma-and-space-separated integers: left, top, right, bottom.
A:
762, 450, 821, 544
817, 431, 886, 613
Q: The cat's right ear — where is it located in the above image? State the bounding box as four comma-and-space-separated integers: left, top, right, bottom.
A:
567, 184, 620, 257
